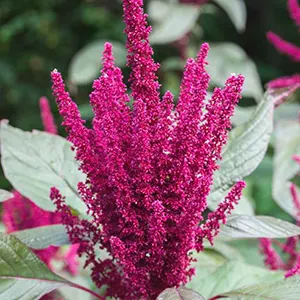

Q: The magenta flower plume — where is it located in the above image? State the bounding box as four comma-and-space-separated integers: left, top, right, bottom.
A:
39, 96, 57, 134
259, 238, 283, 270
260, 183, 300, 277
2, 97, 79, 275
2, 191, 61, 267
267, 0, 300, 89
50, 0, 245, 298
288, 0, 300, 27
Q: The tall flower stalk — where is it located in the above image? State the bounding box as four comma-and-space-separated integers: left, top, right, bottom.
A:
50, 0, 245, 298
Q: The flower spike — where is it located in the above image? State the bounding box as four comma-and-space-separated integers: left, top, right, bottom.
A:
50, 1, 245, 298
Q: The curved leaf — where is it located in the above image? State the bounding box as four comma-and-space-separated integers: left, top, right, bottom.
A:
0, 234, 101, 300
223, 277, 300, 299
188, 261, 283, 299
214, 0, 247, 32
0, 122, 87, 214
220, 215, 300, 239
209, 92, 273, 206
272, 120, 300, 218
0, 234, 68, 300
69, 40, 127, 85
150, 4, 201, 45
157, 287, 206, 300
148, 1, 171, 23
12, 225, 70, 250
206, 43, 263, 101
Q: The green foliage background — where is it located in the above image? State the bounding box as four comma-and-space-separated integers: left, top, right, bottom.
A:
0, 0, 298, 220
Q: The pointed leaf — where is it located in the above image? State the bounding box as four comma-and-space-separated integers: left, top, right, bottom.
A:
209, 92, 273, 206
0, 122, 87, 214
12, 225, 70, 250
150, 4, 201, 45
206, 43, 263, 101
69, 40, 127, 85
0, 234, 101, 300
0, 234, 69, 300
214, 0, 247, 32
157, 287, 206, 300
220, 215, 300, 239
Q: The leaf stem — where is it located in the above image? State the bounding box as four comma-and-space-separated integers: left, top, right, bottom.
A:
70, 282, 105, 299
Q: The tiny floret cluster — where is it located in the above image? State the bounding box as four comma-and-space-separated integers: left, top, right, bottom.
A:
260, 172, 300, 278
50, 0, 245, 299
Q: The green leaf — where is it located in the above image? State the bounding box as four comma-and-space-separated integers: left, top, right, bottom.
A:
222, 276, 300, 299
188, 261, 283, 299
203, 240, 244, 262
12, 225, 70, 250
157, 287, 206, 300
0, 189, 13, 202
274, 103, 300, 122
188, 244, 243, 285
0, 122, 87, 214
206, 43, 263, 101
272, 120, 300, 218
228, 239, 264, 267
209, 92, 273, 206
0, 234, 101, 300
69, 40, 127, 85
190, 250, 228, 282
0, 234, 68, 300
150, 4, 201, 45
220, 215, 300, 238
214, 0, 247, 32
231, 106, 256, 126
148, 1, 171, 23
59, 273, 94, 300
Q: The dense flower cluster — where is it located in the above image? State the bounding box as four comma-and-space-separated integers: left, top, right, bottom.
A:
2, 97, 79, 275
267, 0, 300, 89
50, 0, 245, 299
260, 175, 300, 277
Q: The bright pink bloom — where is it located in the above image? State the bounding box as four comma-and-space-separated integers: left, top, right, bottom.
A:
259, 238, 284, 270
2, 97, 78, 275
288, 0, 300, 27
2, 191, 61, 267
268, 74, 300, 90
260, 182, 300, 276
267, 32, 300, 62
267, 0, 300, 89
50, 1, 245, 299
285, 255, 300, 277
39, 96, 57, 134
293, 154, 300, 164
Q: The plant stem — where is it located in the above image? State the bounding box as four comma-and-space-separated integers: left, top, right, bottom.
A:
70, 282, 105, 299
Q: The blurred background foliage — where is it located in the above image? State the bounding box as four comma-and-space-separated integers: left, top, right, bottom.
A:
0, 0, 299, 221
